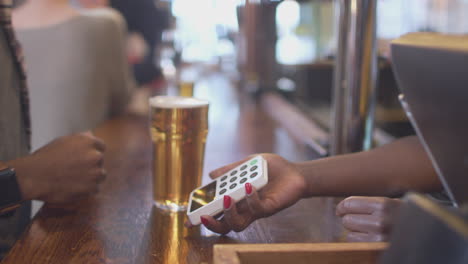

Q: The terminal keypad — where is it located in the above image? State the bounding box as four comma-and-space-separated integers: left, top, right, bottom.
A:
217, 158, 261, 196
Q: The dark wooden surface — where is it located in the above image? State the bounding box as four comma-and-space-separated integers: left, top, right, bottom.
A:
2, 74, 344, 264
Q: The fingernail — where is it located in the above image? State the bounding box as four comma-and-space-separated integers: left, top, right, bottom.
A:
245, 183, 252, 195
200, 216, 209, 226
224, 195, 232, 209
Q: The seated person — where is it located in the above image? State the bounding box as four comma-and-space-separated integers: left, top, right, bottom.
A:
12, 0, 134, 215
13, 0, 134, 151
74, 0, 167, 91
1, 1, 106, 259
188, 136, 441, 242
109, 0, 168, 89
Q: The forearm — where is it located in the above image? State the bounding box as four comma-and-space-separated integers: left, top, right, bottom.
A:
296, 136, 441, 197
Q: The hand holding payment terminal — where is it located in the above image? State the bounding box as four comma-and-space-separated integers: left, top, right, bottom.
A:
187, 156, 268, 225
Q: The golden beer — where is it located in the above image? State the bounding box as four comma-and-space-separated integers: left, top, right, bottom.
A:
179, 81, 194, 97
150, 96, 209, 211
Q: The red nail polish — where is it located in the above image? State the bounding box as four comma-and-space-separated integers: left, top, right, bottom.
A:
224, 195, 232, 209
245, 183, 252, 195
200, 216, 209, 226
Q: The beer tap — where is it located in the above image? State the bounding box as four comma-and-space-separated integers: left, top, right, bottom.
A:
330, 0, 378, 155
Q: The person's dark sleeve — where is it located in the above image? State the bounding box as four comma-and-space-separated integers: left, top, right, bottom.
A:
110, 0, 166, 48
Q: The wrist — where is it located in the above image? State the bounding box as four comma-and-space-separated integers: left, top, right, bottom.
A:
293, 161, 313, 199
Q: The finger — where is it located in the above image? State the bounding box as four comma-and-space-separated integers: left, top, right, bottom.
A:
184, 212, 224, 229
199, 215, 231, 235
91, 150, 105, 167
96, 168, 107, 184
245, 183, 279, 218
346, 232, 388, 242
97, 155, 105, 168
81, 131, 106, 152
184, 219, 194, 228
341, 214, 390, 234
336, 196, 388, 216
92, 137, 106, 152
209, 156, 253, 179
245, 183, 267, 218
223, 195, 251, 232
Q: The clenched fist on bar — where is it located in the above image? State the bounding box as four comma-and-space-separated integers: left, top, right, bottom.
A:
9, 132, 107, 204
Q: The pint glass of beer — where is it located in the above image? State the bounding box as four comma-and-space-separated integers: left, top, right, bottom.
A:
150, 96, 209, 211
179, 81, 194, 97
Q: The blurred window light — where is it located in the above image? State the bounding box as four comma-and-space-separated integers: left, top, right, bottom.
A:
276, 35, 316, 65
277, 77, 296, 92
377, 0, 418, 39
377, 0, 468, 38
276, 0, 300, 37
171, 0, 239, 63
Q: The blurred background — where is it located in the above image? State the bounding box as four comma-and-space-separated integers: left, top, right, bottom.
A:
156, 0, 468, 145
14, 0, 468, 150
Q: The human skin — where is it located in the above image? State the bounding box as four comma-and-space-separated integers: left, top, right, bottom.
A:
7, 132, 107, 204
336, 196, 403, 242
187, 136, 440, 237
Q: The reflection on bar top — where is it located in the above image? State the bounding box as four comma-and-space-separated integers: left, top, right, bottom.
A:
149, 96, 209, 109
392, 33, 468, 52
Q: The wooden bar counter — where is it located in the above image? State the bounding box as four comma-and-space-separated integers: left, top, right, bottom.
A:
1, 74, 345, 264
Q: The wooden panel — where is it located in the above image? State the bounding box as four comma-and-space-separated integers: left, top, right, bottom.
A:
214, 243, 388, 264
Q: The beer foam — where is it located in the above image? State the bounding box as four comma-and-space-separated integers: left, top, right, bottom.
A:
149, 96, 209, 109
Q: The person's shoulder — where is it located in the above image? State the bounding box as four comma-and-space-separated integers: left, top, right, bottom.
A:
78, 8, 126, 33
